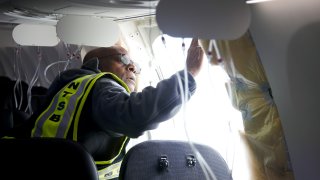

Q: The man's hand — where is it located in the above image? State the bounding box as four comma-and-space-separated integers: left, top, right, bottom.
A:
186, 38, 204, 77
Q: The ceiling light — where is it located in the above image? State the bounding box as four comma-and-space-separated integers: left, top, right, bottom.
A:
246, 0, 274, 4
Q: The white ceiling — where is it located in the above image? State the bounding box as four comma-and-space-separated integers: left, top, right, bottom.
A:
0, 0, 158, 25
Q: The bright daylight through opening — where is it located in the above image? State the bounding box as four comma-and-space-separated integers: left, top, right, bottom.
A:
127, 35, 247, 178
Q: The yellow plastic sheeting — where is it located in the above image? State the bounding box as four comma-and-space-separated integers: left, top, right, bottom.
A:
200, 33, 294, 179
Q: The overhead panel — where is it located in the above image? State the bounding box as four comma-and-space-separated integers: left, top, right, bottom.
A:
156, 0, 251, 40
12, 24, 60, 46
56, 15, 120, 46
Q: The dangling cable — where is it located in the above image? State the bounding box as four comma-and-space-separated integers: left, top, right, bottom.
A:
154, 34, 166, 81
212, 40, 222, 63
44, 43, 82, 84
156, 36, 217, 179
13, 46, 24, 110
206, 39, 236, 177
182, 39, 217, 180
13, 46, 20, 109
224, 80, 239, 178
44, 61, 68, 84
25, 46, 42, 114
157, 35, 180, 130
174, 38, 187, 138
64, 43, 83, 70
64, 42, 71, 69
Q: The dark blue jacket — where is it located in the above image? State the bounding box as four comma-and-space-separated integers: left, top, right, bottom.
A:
19, 58, 197, 166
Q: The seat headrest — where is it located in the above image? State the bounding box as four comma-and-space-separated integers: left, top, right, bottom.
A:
0, 138, 98, 180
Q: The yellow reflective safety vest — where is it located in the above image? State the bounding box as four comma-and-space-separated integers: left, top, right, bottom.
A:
31, 72, 130, 180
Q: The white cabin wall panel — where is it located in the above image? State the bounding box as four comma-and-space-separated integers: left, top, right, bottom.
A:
249, 0, 320, 179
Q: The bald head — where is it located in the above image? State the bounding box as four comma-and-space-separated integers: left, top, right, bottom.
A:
82, 45, 137, 92
83, 46, 128, 65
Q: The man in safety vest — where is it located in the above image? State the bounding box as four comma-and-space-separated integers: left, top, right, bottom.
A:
29, 38, 204, 179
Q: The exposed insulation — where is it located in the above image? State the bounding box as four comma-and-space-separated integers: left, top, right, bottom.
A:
200, 32, 294, 179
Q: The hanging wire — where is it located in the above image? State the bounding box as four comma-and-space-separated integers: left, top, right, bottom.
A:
63, 42, 72, 70
180, 39, 218, 180
206, 39, 237, 178
13, 45, 24, 110
158, 36, 218, 180
154, 35, 241, 179
223, 78, 239, 179
213, 39, 222, 63
24, 46, 42, 114
154, 33, 166, 81
154, 35, 219, 179
142, 0, 155, 141
44, 43, 82, 84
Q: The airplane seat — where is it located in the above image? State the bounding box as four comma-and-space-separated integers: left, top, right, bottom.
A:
0, 76, 47, 137
0, 138, 99, 180
0, 77, 24, 137
0, 109, 13, 137
0, 108, 30, 137
119, 140, 233, 180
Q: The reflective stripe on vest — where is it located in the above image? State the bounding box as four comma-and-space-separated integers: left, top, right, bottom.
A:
97, 136, 129, 179
98, 161, 122, 180
31, 72, 130, 139
31, 72, 131, 179
31, 73, 103, 138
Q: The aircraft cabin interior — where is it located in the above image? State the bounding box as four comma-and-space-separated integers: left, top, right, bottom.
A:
0, 0, 319, 179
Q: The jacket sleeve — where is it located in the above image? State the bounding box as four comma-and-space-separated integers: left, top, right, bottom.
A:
91, 70, 197, 138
